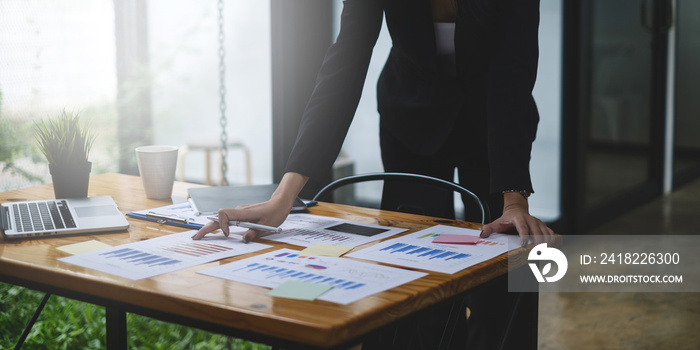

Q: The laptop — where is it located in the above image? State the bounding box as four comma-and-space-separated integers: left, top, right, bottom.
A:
1, 196, 129, 240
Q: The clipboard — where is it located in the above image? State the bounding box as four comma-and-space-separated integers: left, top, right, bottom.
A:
125, 212, 204, 230
126, 202, 207, 230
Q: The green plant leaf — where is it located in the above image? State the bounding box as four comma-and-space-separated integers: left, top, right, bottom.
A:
33, 109, 96, 165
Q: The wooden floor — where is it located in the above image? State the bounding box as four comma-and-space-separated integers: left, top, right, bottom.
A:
538, 178, 700, 349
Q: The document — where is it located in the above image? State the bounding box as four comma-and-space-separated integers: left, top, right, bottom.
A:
264, 214, 407, 248
59, 231, 271, 280
198, 248, 427, 305
127, 202, 213, 229
346, 225, 521, 274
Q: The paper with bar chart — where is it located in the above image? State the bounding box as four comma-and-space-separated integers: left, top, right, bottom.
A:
59, 231, 271, 280
262, 214, 407, 248
198, 248, 427, 304
346, 225, 521, 274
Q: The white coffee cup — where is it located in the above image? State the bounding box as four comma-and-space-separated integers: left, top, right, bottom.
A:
135, 145, 179, 200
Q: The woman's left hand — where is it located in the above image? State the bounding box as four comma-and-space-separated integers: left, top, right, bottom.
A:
480, 192, 555, 247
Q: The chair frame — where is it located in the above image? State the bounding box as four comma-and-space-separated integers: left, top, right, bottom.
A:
312, 172, 490, 224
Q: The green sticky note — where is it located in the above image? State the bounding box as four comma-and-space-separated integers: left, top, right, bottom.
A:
300, 244, 353, 257
266, 280, 333, 301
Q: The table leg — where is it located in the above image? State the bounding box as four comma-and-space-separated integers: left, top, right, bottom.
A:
106, 307, 127, 350
14, 293, 51, 350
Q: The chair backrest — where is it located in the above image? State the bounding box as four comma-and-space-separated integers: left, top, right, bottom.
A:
312, 172, 490, 224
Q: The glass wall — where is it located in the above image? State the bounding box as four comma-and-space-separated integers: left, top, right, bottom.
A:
531, 0, 563, 222
0, 0, 272, 192
674, 1, 700, 183
584, 0, 654, 209
0, 0, 118, 191
148, 0, 272, 185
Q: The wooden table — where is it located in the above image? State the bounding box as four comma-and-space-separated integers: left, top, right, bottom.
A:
0, 173, 529, 349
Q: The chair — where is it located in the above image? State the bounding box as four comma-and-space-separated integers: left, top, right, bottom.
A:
177, 141, 252, 186
312, 172, 490, 224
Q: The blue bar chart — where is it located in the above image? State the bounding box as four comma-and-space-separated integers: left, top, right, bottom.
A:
284, 228, 352, 243
100, 248, 181, 267
379, 243, 472, 261
347, 225, 520, 274
199, 248, 427, 304
232, 262, 367, 291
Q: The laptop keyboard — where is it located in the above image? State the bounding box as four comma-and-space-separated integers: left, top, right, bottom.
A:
12, 200, 76, 232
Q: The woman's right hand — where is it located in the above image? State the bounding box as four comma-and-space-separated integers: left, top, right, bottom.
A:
191, 197, 293, 243
191, 172, 309, 243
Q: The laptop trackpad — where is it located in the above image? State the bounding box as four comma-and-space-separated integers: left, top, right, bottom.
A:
75, 205, 119, 218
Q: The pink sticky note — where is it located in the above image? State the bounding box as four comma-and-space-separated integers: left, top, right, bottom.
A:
432, 234, 481, 245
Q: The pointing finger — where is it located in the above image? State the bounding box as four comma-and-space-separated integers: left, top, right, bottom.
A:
191, 220, 221, 240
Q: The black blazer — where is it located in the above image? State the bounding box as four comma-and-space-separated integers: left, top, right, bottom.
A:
286, 0, 540, 194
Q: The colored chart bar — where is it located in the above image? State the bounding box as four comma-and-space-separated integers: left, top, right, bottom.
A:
237, 263, 361, 290
100, 248, 181, 267
377, 243, 472, 262
162, 242, 233, 257
286, 228, 351, 242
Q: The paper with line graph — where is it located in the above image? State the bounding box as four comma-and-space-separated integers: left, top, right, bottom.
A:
346, 225, 521, 274
59, 231, 271, 280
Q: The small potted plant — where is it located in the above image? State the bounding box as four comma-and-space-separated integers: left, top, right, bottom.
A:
34, 110, 96, 199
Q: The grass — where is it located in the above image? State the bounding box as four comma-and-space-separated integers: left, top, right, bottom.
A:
0, 283, 271, 349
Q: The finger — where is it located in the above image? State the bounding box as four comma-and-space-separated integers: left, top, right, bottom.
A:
218, 209, 231, 237
513, 217, 531, 248
543, 224, 556, 245
191, 220, 221, 240
529, 220, 553, 246
529, 221, 545, 246
480, 221, 512, 238
480, 223, 494, 238
242, 229, 261, 243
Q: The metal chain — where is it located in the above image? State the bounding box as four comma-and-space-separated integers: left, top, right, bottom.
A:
217, 0, 228, 186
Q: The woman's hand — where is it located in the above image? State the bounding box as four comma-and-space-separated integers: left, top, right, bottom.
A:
191, 172, 309, 243
192, 198, 293, 243
480, 192, 555, 247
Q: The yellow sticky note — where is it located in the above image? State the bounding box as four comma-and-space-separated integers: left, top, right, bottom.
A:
57, 240, 112, 255
299, 244, 353, 257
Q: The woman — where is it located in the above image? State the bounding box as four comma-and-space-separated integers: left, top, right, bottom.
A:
194, 0, 553, 348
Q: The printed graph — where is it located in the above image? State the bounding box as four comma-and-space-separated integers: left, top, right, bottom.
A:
161, 241, 233, 257
283, 228, 352, 243
379, 243, 472, 261
100, 248, 181, 267
348, 225, 520, 274
268, 214, 408, 248
61, 230, 272, 280
233, 262, 366, 290
199, 248, 427, 304
477, 240, 504, 246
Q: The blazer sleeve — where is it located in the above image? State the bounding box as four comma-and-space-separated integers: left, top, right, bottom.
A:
486, 0, 541, 194
284, 0, 384, 183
